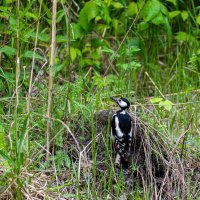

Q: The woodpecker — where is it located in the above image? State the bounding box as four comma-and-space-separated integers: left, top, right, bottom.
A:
110, 97, 132, 169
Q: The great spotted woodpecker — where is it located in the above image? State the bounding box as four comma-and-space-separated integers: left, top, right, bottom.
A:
110, 97, 132, 169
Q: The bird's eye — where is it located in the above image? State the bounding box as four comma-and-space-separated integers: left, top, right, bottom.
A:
119, 99, 121, 102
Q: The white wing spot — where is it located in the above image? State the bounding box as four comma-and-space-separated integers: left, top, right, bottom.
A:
115, 117, 124, 137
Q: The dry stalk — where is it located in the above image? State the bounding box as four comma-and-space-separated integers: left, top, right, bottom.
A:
26, 0, 43, 154
15, 0, 20, 114
46, 0, 57, 160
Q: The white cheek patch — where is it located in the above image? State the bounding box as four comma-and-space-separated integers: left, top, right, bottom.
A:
115, 117, 124, 137
118, 100, 127, 108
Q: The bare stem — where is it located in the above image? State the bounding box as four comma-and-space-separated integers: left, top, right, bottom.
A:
46, 0, 57, 161
26, 0, 43, 153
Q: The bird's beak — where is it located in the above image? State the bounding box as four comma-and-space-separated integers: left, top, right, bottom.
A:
110, 96, 118, 103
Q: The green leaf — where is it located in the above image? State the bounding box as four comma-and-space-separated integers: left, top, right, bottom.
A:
181, 11, 188, 21
79, 9, 90, 32
0, 125, 5, 150
164, 17, 172, 46
196, 15, 200, 25
169, 11, 180, 19
176, 32, 196, 43
78, 0, 99, 31
0, 72, 15, 84
100, 3, 111, 24
152, 13, 165, 25
64, 154, 71, 169
159, 100, 173, 111
70, 47, 77, 62
0, 150, 17, 168
57, 10, 65, 23
17, 115, 29, 156
141, 0, 161, 22
111, 2, 124, 9
160, 3, 169, 16
85, 1, 99, 22
137, 22, 149, 31
101, 47, 114, 54
29, 32, 49, 42
53, 63, 65, 77
23, 51, 43, 60
120, 61, 141, 71
150, 97, 163, 103
25, 12, 38, 20
71, 23, 82, 39
128, 2, 138, 16
56, 35, 68, 43
0, 46, 16, 56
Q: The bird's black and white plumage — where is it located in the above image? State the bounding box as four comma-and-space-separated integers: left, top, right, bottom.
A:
110, 97, 132, 169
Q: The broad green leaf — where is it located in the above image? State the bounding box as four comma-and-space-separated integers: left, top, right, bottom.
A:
56, 35, 68, 43
159, 100, 173, 111
176, 32, 196, 42
29, 32, 49, 42
23, 51, 43, 60
160, 3, 169, 16
0, 46, 16, 56
9, 15, 17, 28
128, 2, 138, 16
71, 23, 82, 39
101, 47, 114, 54
120, 61, 141, 70
53, 63, 65, 77
91, 49, 100, 59
70, 47, 77, 62
42, 2, 52, 19
152, 13, 165, 25
181, 11, 188, 21
111, 2, 124, 9
0, 72, 15, 84
57, 10, 65, 23
196, 15, 200, 25
169, 11, 180, 19
91, 38, 105, 48
38, 32, 49, 42
79, 9, 90, 31
5, 0, 13, 3
141, 0, 161, 22
85, 1, 99, 22
100, 3, 111, 24
25, 12, 38, 20
22, 29, 35, 42
137, 22, 149, 31
150, 98, 163, 103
